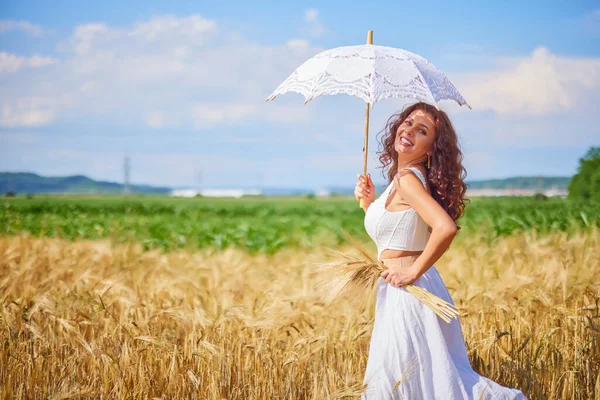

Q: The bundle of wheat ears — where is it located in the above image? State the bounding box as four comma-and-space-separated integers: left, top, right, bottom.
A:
315, 234, 459, 323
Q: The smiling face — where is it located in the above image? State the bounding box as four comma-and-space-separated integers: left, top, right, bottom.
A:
394, 109, 437, 161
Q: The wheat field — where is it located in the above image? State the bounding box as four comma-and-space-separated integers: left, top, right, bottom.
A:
1, 227, 599, 399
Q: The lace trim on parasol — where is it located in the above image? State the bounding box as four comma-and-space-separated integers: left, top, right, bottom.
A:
266, 70, 468, 108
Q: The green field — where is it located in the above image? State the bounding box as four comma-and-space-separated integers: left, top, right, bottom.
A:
1, 195, 598, 254
2, 194, 599, 399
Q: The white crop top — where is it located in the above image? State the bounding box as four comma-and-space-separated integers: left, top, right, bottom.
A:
364, 167, 432, 260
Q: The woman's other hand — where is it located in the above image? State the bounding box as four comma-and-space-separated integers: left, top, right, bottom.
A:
381, 265, 419, 287
354, 173, 374, 209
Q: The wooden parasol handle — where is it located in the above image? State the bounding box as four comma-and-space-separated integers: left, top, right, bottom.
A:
359, 30, 373, 210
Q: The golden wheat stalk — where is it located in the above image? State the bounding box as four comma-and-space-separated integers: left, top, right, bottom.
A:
314, 234, 459, 323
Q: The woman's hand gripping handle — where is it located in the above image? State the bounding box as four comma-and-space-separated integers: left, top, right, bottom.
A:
354, 173, 374, 211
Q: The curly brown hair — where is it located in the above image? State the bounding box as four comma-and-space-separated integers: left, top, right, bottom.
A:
376, 102, 470, 228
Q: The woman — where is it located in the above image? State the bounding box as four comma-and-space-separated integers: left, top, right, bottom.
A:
354, 102, 527, 399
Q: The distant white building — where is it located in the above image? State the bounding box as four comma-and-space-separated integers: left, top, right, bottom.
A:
170, 189, 262, 198
315, 188, 331, 198
171, 189, 200, 198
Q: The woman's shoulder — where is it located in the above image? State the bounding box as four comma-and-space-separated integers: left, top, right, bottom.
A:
394, 167, 428, 191
396, 166, 426, 182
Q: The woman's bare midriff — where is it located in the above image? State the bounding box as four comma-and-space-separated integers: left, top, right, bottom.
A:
380, 249, 423, 260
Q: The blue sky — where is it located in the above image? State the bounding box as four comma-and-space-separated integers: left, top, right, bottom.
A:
0, 1, 598, 189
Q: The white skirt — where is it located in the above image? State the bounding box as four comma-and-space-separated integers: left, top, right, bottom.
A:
362, 265, 528, 400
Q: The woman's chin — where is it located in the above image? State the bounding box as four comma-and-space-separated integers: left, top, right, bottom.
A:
396, 146, 414, 154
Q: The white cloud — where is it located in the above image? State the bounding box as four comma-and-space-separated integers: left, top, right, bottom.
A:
28, 55, 58, 67
1, 14, 320, 128
457, 47, 600, 115
69, 24, 111, 55
0, 20, 44, 36
303, 9, 324, 37
0, 52, 58, 73
286, 39, 311, 52
129, 15, 216, 41
259, 103, 311, 124
190, 102, 311, 128
145, 112, 165, 128
304, 9, 318, 23
1, 97, 57, 127
0, 53, 26, 74
191, 103, 256, 128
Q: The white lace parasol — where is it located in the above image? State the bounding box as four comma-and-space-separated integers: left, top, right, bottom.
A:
266, 44, 470, 109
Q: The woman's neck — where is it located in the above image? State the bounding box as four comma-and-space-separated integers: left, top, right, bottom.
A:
397, 155, 427, 170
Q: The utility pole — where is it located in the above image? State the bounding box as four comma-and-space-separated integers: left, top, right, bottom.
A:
124, 155, 131, 196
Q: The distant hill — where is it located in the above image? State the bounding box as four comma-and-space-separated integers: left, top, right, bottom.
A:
0, 172, 171, 194
328, 176, 572, 195
465, 176, 571, 190
0, 172, 572, 196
